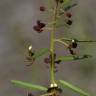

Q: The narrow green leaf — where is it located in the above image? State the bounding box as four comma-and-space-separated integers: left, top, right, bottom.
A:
11, 80, 47, 91
59, 80, 90, 96
74, 55, 92, 60
77, 40, 96, 42
64, 3, 77, 11
33, 48, 49, 59
57, 56, 74, 61
57, 54, 92, 61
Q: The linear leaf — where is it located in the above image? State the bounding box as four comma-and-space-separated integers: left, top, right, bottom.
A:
11, 80, 47, 91
59, 80, 90, 96
64, 3, 77, 11
57, 56, 74, 61
57, 54, 92, 61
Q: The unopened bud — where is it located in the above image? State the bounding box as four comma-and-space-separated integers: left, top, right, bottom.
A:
28, 45, 32, 51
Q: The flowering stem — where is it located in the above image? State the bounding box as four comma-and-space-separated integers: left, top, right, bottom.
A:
50, 1, 59, 84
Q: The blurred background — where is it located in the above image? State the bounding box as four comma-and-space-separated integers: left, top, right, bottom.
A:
0, 0, 96, 96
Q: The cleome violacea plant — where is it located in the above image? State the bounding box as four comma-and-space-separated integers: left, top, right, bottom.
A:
11, 0, 96, 96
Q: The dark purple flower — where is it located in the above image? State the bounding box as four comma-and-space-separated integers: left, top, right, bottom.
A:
40, 6, 46, 11
33, 26, 43, 33
33, 20, 46, 33
37, 20, 46, 28
66, 12, 72, 18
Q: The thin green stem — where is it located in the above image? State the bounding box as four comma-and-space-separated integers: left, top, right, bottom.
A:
50, 1, 59, 84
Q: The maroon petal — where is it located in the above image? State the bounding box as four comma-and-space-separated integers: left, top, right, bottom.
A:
37, 20, 46, 28
40, 6, 46, 11
66, 12, 72, 18
33, 26, 43, 33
